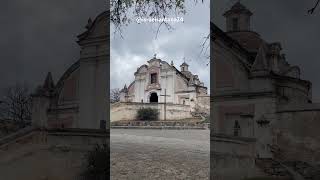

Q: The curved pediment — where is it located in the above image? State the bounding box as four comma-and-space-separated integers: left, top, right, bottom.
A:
77, 11, 109, 44
135, 65, 148, 74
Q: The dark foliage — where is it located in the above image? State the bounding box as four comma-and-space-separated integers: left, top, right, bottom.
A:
81, 143, 109, 180
136, 107, 159, 121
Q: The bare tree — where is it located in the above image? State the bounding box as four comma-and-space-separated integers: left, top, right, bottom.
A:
111, 0, 209, 66
200, 33, 210, 63
110, 88, 121, 103
0, 83, 32, 127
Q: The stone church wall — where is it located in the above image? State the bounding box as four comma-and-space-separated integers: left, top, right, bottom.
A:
194, 95, 210, 115
211, 134, 256, 180
110, 102, 193, 122
274, 105, 320, 165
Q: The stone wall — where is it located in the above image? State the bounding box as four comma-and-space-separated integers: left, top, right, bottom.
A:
0, 128, 108, 180
110, 102, 193, 122
195, 95, 210, 113
211, 133, 256, 180
275, 104, 320, 165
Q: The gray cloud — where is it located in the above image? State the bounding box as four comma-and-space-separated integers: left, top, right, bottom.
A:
0, 0, 106, 94
3, 1, 316, 102
110, 1, 210, 92
213, 0, 320, 102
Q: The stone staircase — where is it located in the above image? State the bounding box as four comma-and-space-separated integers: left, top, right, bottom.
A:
256, 158, 292, 179
282, 161, 320, 180
256, 158, 320, 179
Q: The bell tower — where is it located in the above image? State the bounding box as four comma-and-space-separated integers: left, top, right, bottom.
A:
223, 1, 252, 32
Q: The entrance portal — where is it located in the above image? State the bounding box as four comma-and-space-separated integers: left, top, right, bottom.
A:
150, 92, 158, 103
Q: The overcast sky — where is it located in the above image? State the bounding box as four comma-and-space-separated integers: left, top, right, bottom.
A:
1, 0, 320, 102
0, 0, 106, 96
213, 0, 320, 102
110, 1, 210, 91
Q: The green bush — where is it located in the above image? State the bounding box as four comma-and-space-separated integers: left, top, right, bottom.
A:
136, 107, 159, 121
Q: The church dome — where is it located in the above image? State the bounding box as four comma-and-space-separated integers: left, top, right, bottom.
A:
227, 31, 265, 53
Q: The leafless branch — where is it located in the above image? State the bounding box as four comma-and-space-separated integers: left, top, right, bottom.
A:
308, 0, 320, 14
110, 88, 121, 103
199, 33, 210, 65
110, 0, 204, 37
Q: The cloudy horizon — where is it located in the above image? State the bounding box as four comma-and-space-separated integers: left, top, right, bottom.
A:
110, 1, 210, 92
1, 1, 319, 102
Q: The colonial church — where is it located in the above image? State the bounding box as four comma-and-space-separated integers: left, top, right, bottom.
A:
111, 56, 209, 122
212, 2, 320, 179
119, 56, 207, 106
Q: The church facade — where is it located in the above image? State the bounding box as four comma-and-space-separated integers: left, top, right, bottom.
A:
212, 2, 320, 179
120, 56, 207, 108
111, 56, 210, 122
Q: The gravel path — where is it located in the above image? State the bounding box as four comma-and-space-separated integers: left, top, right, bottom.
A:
111, 129, 210, 180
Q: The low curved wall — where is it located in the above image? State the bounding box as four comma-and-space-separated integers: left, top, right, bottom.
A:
110, 102, 192, 122
211, 134, 256, 180
275, 105, 320, 165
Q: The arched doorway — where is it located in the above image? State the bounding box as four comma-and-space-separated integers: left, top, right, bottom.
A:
149, 92, 158, 103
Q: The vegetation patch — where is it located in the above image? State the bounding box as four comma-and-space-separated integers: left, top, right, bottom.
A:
80, 143, 109, 180
136, 107, 159, 121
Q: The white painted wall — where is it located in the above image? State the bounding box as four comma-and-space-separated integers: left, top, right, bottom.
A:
111, 102, 192, 122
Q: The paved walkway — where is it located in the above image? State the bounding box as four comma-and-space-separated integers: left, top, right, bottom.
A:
111, 129, 210, 180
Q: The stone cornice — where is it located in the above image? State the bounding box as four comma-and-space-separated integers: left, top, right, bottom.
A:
77, 11, 109, 43
213, 91, 275, 101
211, 133, 256, 143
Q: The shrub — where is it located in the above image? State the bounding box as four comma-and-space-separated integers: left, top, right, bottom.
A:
80, 143, 109, 180
136, 107, 159, 121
